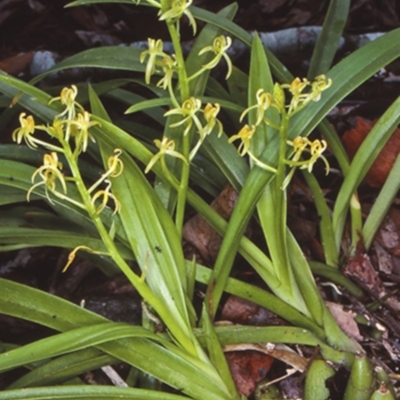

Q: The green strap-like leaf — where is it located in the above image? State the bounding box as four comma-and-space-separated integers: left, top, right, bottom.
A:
125, 97, 172, 114
0, 278, 233, 400
308, 0, 350, 78
0, 323, 166, 373
0, 385, 189, 400
30, 47, 145, 85
8, 348, 116, 389
0, 226, 133, 261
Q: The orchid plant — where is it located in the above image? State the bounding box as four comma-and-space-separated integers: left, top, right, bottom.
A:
0, 0, 399, 399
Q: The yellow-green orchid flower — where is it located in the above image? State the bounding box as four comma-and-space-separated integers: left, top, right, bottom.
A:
229, 124, 277, 172
287, 136, 329, 173
68, 111, 100, 155
12, 113, 37, 149
228, 124, 256, 157
198, 36, 233, 79
310, 74, 332, 102
63, 245, 110, 272
282, 136, 330, 189
50, 85, 83, 120
89, 149, 124, 194
140, 38, 168, 84
281, 75, 332, 115
159, 0, 197, 35
240, 89, 274, 126
189, 103, 223, 160
202, 103, 223, 137
156, 55, 177, 90
27, 152, 68, 204
145, 137, 187, 173
165, 97, 202, 136
91, 179, 121, 216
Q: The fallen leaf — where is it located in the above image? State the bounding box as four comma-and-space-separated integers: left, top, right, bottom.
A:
0, 51, 34, 76
344, 251, 400, 313
183, 184, 240, 263
221, 295, 284, 326
342, 117, 400, 187
225, 350, 274, 397
225, 342, 307, 372
374, 207, 400, 257
373, 242, 393, 275
326, 301, 363, 341
343, 251, 384, 296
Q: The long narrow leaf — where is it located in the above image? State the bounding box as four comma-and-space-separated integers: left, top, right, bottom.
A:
30, 47, 145, 85
0, 278, 232, 400
0, 323, 165, 373
8, 348, 117, 389
308, 0, 350, 78
0, 386, 189, 400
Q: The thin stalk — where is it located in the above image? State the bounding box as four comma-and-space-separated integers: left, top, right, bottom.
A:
270, 113, 292, 286
165, 20, 191, 238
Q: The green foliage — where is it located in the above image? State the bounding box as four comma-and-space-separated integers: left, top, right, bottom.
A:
0, 0, 399, 398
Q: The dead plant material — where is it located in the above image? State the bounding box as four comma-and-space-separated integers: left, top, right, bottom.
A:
0, 51, 34, 76
183, 184, 241, 263
342, 117, 400, 187
344, 250, 400, 313
224, 349, 274, 397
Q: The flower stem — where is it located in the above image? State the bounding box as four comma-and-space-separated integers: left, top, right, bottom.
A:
166, 19, 191, 238
272, 113, 291, 285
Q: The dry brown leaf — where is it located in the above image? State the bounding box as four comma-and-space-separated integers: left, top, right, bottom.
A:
225, 343, 307, 371
225, 350, 274, 397
221, 295, 259, 324
343, 252, 384, 297
374, 242, 393, 275
0, 51, 34, 76
375, 207, 400, 257
344, 251, 400, 313
326, 301, 363, 341
342, 117, 400, 187
183, 184, 239, 262
221, 295, 283, 326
